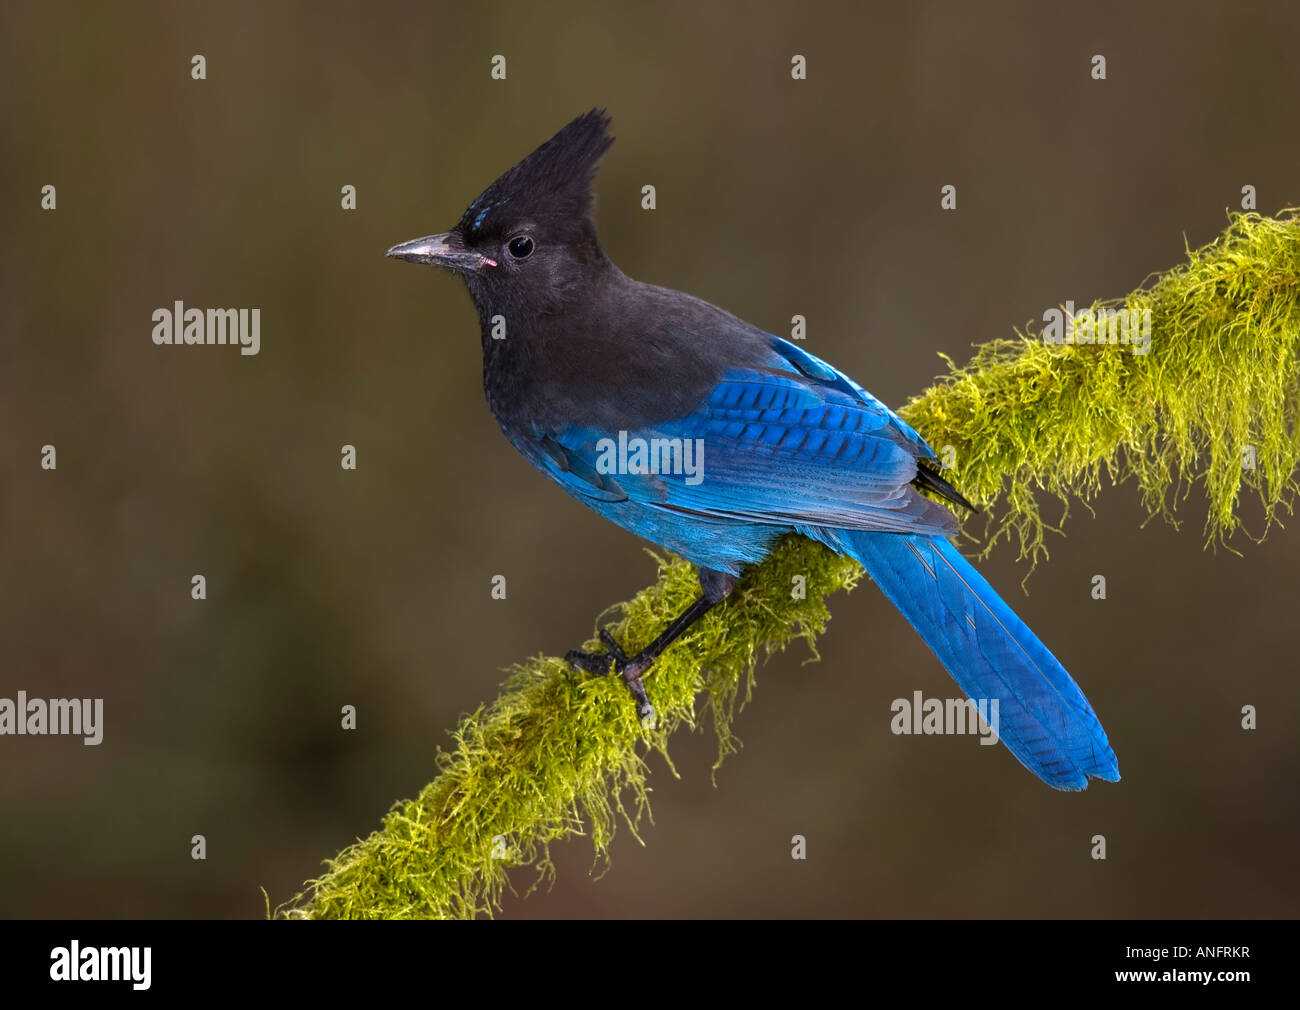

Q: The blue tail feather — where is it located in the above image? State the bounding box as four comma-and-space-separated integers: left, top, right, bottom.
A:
836, 531, 1120, 790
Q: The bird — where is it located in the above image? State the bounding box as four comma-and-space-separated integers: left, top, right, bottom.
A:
387, 109, 1120, 791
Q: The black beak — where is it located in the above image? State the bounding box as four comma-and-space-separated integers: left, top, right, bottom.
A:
385, 232, 493, 272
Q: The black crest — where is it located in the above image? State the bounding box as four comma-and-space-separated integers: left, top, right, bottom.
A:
457, 108, 614, 241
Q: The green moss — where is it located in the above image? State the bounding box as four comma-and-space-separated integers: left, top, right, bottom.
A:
903, 210, 1300, 567
280, 210, 1300, 919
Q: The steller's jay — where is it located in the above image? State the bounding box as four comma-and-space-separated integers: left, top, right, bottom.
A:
388, 110, 1120, 791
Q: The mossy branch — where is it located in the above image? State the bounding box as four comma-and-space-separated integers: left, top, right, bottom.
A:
280, 210, 1300, 919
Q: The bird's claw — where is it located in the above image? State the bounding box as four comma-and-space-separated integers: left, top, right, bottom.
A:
565, 627, 656, 726
564, 628, 629, 676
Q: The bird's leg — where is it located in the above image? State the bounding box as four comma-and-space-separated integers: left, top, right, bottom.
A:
565, 569, 738, 723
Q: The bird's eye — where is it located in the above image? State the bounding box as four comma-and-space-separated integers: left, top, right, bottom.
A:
507, 235, 534, 259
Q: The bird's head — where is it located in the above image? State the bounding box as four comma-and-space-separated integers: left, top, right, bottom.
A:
387, 108, 615, 319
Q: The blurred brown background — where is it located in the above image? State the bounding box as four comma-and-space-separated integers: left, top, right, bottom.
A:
2, 0, 1298, 919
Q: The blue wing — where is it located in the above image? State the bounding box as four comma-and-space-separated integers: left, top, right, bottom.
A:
517, 335, 956, 537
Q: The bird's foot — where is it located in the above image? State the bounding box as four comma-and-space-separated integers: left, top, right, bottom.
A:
565, 628, 629, 675
565, 629, 656, 727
